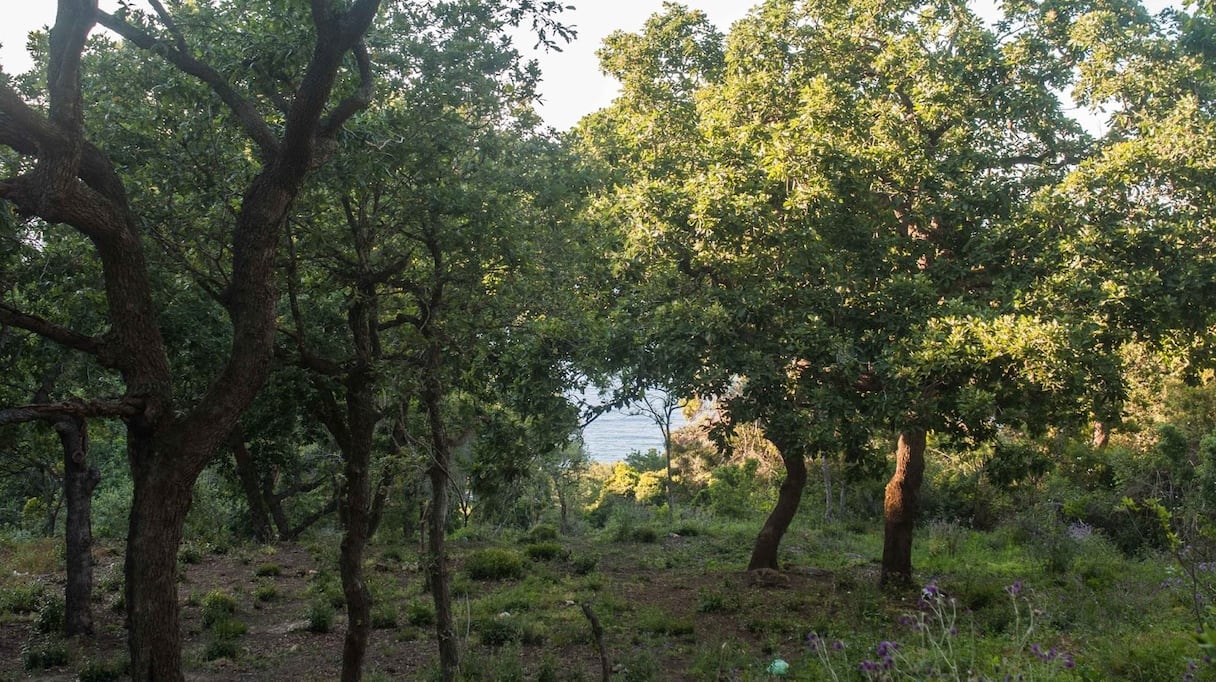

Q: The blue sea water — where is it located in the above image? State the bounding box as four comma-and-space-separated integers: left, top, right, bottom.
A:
580, 408, 686, 463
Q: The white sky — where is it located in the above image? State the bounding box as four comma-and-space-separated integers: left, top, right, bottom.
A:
0, 1, 750, 131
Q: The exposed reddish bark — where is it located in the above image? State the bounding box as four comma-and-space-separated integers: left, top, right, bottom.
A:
881, 429, 927, 587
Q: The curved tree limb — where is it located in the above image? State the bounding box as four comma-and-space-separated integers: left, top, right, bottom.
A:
0, 398, 141, 426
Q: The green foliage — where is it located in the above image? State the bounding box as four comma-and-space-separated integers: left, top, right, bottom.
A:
21, 641, 68, 671
33, 592, 64, 634
406, 600, 436, 627
371, 602, 398, 630
465, 548, 525, 581
253, 583, 278, 602
305, 600, 335, 634
525, 542, 567, 561
253, 562, 282, 578
527, 524, 559, 543
704, 460, 763, 520
77, 657, 129, 682
200, 590, 238, 628
0, 582, 44, 614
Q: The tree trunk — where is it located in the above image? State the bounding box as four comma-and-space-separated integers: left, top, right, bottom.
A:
427, 452, 458, 681
821, 456, 833, 522
58, 415, 98, 637
125, 457, 194, 681
1092, 421, 1110, 450
881, 429, 926, 587
230, 431, 274, 543
747, 449, 807, 571
338, 368, 374, 682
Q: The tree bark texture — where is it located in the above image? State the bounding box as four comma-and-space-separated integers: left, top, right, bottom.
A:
58, 415, 98, 636
231, 431, 274, 543
747, 447, 807, 571
881, 429, 927, 587
124, 454, 194, 680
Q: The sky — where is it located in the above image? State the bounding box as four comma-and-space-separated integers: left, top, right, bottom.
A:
0, 1, 750, 132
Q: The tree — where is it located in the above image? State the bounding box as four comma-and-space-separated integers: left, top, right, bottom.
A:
579, 0, 1112, 583
0, 1, 380, 677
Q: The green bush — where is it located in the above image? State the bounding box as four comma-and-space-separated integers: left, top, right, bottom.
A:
306, 600, 334, 633
201, 589, 238, 628
527, 524, 559, 543
371, 603, 398, 629
525, 542, 566, 561
253, 562, 282, 577
705, 460, 763, 519
0, 582, 44, 613
22, 641, 69, 671
203, 637, 239, 661
254, 583, 278, 602
406, 600, 435, 626
34, 592, 64, 634
571, 554, 598, 575
77, 657, 129, 682
465, 548, 525, 581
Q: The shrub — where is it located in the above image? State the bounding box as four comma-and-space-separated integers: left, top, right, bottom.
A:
407, 600, 435, 626
0, 582, 44, 614
571, 555, 598, 575
465, 548, 524, 581
178, 544, 203, 564
22, 641, 69, 671
253, 562, 282, 578
630, 526, 659, 543
525, 542, 566, 561
33, 592, 64, 634
203, 637, 239, 661
371, 603, 398, 629
527, 524, 559, 543
78, 657, 128, 682
306, 600, 334, 633
201, 590, 238, 628
254, 583, 278, 602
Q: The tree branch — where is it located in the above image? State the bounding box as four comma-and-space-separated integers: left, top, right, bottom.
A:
95, 10, 281, 160
0, 303, 101, 355
0, 398, 141, 426
319, 42, 374, 141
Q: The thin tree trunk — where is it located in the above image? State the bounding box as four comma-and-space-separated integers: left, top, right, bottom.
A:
881, 429, 927, 587
423, 337, 459, 681
231, 431, 274, 543
58, 415, 98, 637
747, 449, 808, 571
821, 456, 833, 522
338, 368, 374, 682
1092, 421, 1110, 450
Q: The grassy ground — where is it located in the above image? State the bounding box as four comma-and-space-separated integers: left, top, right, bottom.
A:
0, 510, 1212, 681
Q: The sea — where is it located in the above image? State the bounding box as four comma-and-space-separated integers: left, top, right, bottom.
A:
579, 406, 687, 463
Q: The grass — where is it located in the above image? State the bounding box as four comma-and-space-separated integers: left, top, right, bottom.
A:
1, 506, 1214, 680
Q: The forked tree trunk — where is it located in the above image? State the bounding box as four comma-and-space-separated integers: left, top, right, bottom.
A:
126, 454, 195, 681
881, 429, 926, 587
747, 449, 808, 571
58, 415, 98, 636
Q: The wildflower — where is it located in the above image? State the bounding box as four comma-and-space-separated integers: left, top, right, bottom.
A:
1006, 580, 1023, 596
832, 640, 845, 651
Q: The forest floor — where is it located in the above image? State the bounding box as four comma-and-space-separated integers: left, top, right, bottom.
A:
0, 516, 1212, 680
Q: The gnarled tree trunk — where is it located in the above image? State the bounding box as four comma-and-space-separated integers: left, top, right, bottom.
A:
747, 445, 807, 571
881, 429, 926, 587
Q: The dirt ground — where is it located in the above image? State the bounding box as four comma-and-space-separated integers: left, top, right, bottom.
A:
0, 533, 851, 681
